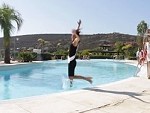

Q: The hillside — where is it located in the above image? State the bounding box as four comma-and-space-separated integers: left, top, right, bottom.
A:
0, 33, 137, 51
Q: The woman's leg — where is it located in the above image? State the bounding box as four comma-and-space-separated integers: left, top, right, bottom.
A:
147, 61, 150, 79
71, 75, 92, 84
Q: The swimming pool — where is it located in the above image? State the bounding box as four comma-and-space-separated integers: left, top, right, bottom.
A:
0, 59, 136, 100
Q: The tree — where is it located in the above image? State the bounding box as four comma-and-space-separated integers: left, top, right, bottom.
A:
114, 41, 124, 53
37, 38, 49, 53
80, 50, 90, 56
137, 20, 148, 47
0, 3, 23, 63
122, 44, 132, 58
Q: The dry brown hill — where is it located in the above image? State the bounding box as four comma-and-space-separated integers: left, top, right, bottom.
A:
0, 33, 137, 51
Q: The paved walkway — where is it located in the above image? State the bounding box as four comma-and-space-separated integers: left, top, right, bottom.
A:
0, 60, 150, 113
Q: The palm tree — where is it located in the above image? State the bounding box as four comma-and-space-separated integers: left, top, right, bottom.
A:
137, 20, 148, 47
0, 3, 23, 63
37, 38, 49, 53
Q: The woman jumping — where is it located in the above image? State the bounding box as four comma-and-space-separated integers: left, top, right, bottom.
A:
68, 20, 92, 87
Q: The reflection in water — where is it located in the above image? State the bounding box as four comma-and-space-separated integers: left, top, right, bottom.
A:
113, 63, 117, 74
4, 74, 10, 81
3, 74, 11, 99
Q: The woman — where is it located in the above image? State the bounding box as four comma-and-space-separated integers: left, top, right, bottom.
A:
68, 20, 92, 86
145, 29, 150, 79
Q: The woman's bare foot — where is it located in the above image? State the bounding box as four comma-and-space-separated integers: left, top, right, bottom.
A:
70, 80, 73, 87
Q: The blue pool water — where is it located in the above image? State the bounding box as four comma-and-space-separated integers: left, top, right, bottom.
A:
0, 59, 136, 100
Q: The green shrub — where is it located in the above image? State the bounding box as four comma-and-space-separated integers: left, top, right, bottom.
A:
18, 52, 36, 62
90, 55, 113, 59
41, 53, 52, 60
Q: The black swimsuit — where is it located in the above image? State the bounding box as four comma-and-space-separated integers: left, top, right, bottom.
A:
68, 44, 77, 77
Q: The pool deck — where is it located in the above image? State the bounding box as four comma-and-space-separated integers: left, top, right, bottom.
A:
0, 60, 150, 113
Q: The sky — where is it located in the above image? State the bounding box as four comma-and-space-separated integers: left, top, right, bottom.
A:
0, 0, 150, 37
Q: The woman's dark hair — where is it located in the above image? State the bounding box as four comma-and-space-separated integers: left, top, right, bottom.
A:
76, 29, 80, 36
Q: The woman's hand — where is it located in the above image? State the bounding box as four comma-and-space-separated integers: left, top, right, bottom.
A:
77, 19, 81, 30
